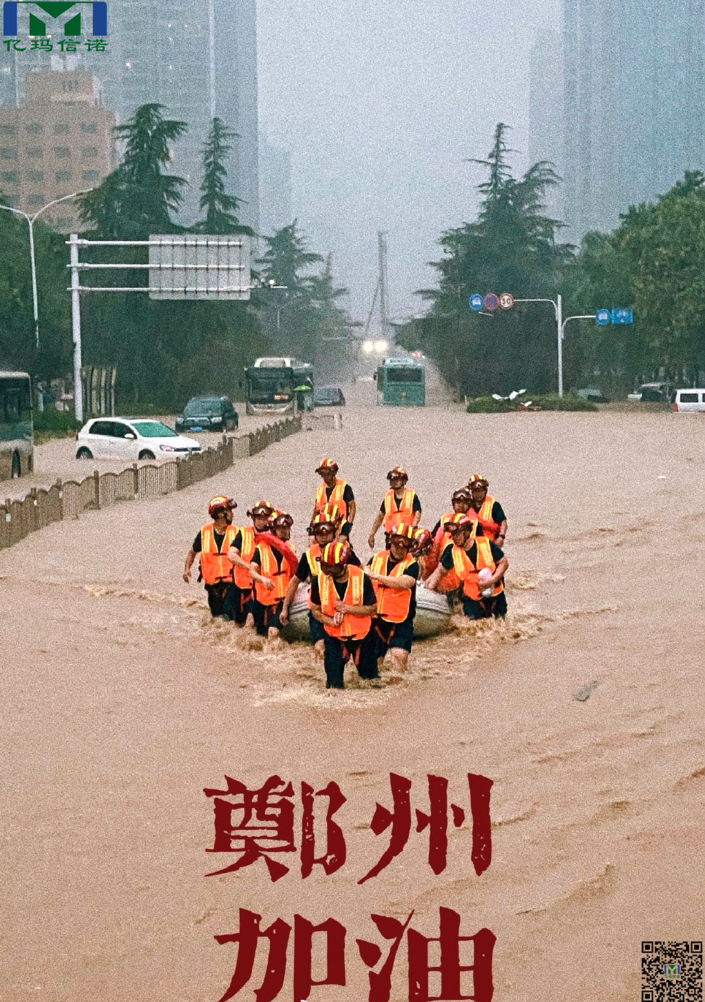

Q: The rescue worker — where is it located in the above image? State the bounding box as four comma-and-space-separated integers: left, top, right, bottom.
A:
227, 500, 274, 628
412, 527, 434, 579
183, 495, 238, 619
368, 466, 422, 550
311, 458, 356, 533
318, 501, 354, 543
249, 511, 296, 639
281, 515, 361, 658
425, 514, 508, 619
467, 474, 508, 545
431, 488, 473, 537
365, 522, 420, 672
310, 541, 379, 690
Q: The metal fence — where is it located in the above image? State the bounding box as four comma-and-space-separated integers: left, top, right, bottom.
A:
0, 417, 301, 551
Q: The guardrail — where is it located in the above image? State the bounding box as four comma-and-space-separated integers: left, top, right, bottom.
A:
0, 416, 301, 551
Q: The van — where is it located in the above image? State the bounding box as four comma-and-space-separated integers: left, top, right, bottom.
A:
672, 388, 705, 412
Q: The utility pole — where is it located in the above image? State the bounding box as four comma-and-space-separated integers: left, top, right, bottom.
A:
377, 230, 389, 341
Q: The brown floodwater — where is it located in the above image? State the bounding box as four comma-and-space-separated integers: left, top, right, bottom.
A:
1, 388, 704, 1001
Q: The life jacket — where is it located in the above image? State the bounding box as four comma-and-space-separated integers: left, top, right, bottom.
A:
320, 566, 371, 640
199, 523, 238, 585
470, 496, 501, 540
382, 489, 417, 533
452, 537, 504, 601
315, 479, 349, 518
305, 543, 322, 608
370, 551, 415, 623
233, 525, 257, 589
254, 540, 296, 606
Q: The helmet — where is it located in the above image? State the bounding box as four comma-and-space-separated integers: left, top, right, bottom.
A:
445, 514, 476, 534
452, 488, 472, 503
273, 511, 293, 528
387, 465, 408, 483
468, 474, 489, 488
315, 457, 339, 474
248, 500, 274, 518
388, 522, 416, 546
208, 495, 236, 516
320, 541, 350, 566
412, 528, 433, 555
309, 514, 337, 536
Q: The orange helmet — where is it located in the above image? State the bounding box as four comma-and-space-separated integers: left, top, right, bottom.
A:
320, 541, 351, 566
208, 495, 236, 516
468, 473, 489, 488
247, 500, 274, 518
387, 465, 408, 482
309, 515, 337, 536
388, 522, 416, 546
446, 514, 476, 535
272, 511, 293, 528
412, 528, 433, 555
316, 457, 339, 474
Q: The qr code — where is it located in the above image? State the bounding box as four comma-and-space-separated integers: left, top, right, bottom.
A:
642, 942, 702, 1000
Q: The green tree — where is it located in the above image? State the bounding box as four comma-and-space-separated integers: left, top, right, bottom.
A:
194, 117, 250, 234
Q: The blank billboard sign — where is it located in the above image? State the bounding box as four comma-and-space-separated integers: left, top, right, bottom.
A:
148, 235, 251, 300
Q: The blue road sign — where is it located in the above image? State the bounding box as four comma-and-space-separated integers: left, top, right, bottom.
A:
469, 294, 484, 312
596, 309, 611, 326
611, 308, 634, 324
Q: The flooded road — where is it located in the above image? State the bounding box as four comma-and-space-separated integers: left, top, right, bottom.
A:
1, 394, 704, 1001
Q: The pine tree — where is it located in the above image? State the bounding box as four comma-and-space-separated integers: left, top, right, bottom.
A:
195, 117, 248, 234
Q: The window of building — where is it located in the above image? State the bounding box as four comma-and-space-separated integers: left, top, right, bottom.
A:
82, 169, 99, 181
27, 169, 44, 182
54, 146, 71, 158
26, 123, 44, 135
26, 146, 43, 158
81, 146, 98, 159
1, 170, 18, 182
27, 193, 45, 205
81, 123, 98, 133
54, 123, 70, 134
55, 170, 72, 182
0, 124, 17, 135
62, 80, 79, 93
0, 147, 18, 159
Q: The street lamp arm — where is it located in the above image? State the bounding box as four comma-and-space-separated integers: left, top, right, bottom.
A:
30, 187, 95, 223
0, 202, 30, 223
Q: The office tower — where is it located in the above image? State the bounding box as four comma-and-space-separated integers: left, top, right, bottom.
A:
528, 31, 564, 221
0, 70, 115, 231
259, 135, 292, 238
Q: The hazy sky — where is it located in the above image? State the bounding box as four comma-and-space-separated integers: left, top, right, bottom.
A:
258, 0, 561, 325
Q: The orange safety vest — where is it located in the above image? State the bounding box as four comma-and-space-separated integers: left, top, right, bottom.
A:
315, 479, 350, 518
470, 496, 502, 540
370, 551, 415, 623
233, 525, 257, 589
319, 566, 371, 640
199, 523, 238, 585
304, 543, 322, 608
254, 540, 296, 606
383, 489, 417, 533
452, 537, 504, 601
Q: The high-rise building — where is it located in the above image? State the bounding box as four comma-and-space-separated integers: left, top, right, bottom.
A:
563, 0, 705, 239
528, 31, 564, 221
0, 71, 114, 231
259, 135, 292, 238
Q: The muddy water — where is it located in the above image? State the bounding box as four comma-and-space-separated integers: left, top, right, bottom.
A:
1, 401, 705, 1001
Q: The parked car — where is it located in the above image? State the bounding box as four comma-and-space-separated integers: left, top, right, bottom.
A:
76, 418, 201, 461
313, 386, 346, 407
672, 388, 705, 412
627, 382, 672, 402
576, 387, 610, 403
175, 396, 239, 433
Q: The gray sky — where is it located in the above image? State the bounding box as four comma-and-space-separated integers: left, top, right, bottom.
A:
258, 0, 561, 325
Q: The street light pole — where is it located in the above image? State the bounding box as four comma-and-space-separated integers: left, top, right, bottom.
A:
512, 296, 564, 395
0, 189, 94, 352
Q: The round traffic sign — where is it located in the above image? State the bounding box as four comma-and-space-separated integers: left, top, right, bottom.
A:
595, 309, 611, 326
468, 294, 484, 312
499, 292, 515, 310
483, 293, 500, 312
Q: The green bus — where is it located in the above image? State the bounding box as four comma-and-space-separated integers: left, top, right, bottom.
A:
0, 371, 34, 480
376, 357, 426, 406
244, 357, 314, 415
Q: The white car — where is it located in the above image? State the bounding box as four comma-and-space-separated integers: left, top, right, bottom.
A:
673, 388, 705, 412
75, 418, 202, 461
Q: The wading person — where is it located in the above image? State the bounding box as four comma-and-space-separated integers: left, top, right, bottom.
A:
466, 474, 508, 545
310, 542, 379, 690
311, 458, 356, 534
249, 512, 297, 640
227, 500, 275, 628
365, 522, 420, 673
368, 466, 422, 550
183, 496, 238, 619
280, 515, 336, 659
426, 514, 508, 620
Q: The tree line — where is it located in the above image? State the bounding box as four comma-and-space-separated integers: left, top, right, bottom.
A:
0, 104, 354, 408
398, 123, 705, 397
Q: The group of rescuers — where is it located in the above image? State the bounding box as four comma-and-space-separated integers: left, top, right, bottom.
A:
183, 459, 509, 690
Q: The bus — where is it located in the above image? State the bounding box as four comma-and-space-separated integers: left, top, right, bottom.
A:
0, 371, 33, 480
376, 357, 426, 406
244, 357, 314, 415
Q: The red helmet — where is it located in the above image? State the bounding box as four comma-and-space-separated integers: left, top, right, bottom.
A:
446, 514, 476, 535
468, 473, 489, 489
388, 522, 416, 547
320, 541, 351, 566
315, 457, 339, 474
412, 528, 433, 555
452, 488, 472, 503
308, 514, 337, 536
273, 511, 293, 529
387, 465, 408, 483
247, 500, 274, 518
208, 495, 236, 516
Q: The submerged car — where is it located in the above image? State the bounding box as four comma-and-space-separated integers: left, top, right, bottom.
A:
76, 418, 201, 461
313, 386, 346, 407
175, 396, 239, 433
627, 382, 672, 402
